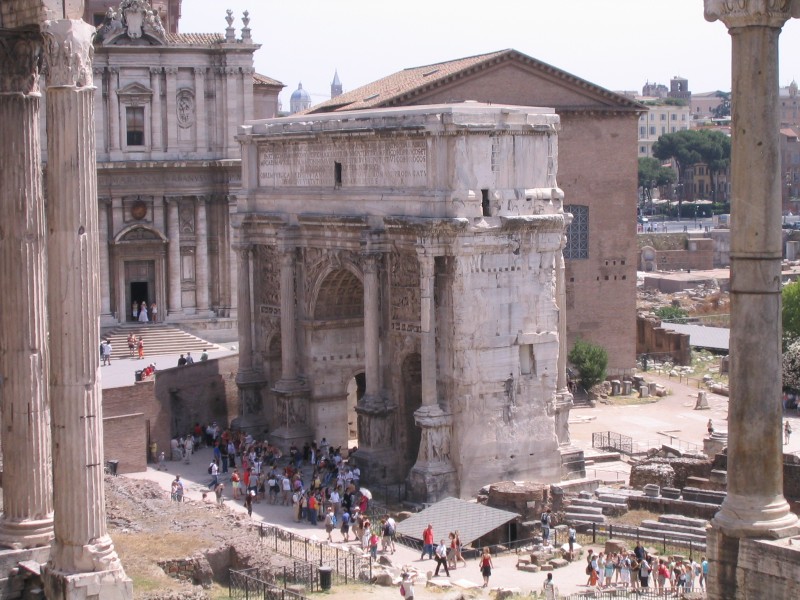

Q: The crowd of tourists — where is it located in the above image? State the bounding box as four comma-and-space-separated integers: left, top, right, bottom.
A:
583, 543, 707, 593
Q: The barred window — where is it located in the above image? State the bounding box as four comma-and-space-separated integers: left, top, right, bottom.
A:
564, 204, 588, 260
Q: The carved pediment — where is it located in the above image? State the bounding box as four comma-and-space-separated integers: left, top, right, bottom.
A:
96, 0, 167, 47
117, 82, 153, 105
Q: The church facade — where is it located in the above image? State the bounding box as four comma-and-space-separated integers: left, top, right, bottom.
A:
59, 0, 283, 331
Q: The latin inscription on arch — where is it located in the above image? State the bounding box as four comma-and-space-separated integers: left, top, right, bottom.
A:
258, 140, 427, 188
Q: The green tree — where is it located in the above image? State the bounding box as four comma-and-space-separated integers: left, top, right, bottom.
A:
711, 91, 731, 119
638, 157, 676, 210
568, 339, 608, 391
782, 280, 800, 348
652, 129, 731, 208
655, 305, 689, 324
783, 338, 800, 390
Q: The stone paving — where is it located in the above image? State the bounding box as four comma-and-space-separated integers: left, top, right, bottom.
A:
118, 369, 799, 596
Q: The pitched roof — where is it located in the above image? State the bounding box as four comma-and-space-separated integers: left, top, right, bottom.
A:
307, 49, 642, 114
164, 32, 224, 46
394, 497, 519, 547
253, 73, 284, 88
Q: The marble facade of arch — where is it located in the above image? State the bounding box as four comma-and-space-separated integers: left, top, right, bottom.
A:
235, 104, 574, 501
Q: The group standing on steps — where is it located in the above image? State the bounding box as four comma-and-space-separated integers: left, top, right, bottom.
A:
132, 300, 157, 324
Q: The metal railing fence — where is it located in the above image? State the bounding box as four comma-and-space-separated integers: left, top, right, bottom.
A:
229, 568, 308, 600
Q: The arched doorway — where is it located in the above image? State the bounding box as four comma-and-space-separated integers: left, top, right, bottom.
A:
346, 372, 365, 446
402, 353, 422, 466
310, 266, 364, 450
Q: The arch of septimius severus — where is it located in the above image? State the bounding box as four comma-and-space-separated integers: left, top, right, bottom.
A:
0, 1, 131, 598
234, 103, 575, 501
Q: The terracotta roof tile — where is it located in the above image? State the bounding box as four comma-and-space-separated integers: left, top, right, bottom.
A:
307, 48, 641, 114
165, 32, 224, 46
253, 73, 284, 87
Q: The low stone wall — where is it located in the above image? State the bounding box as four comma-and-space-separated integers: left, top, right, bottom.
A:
627, 495, 720, 520
629, 457, 713, 491
486, 481, 548, 519
736, 536, 800, 599
636, 315, 691, 365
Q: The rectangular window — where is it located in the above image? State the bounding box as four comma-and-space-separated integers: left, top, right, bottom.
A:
520, 345, 536, 375
661, 114, 666, 121
682, 114, 687, 121
126, 107, 145, 146
640, 146, 647, 154
640, 126, 646, 136
671, 114, 677, 121
650, 113, 655, 121
563, 204, 588, 260
650, 126, 656, 135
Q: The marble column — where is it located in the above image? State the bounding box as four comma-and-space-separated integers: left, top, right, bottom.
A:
271, 242, 311, 452
195, 196, 210, 316
108, 67, 120, 156
0, 27, 55, 550
407, 252, 456, 502
353, 251, 399, 484
228, 196, 239, 317
554, 228, 574, 448
98, 199, 114, 324
193, 67, 206, 152
150, 67, 163, 153
41, 19, 131, 599
236, 246, 254, 373
704, 2, 800, 598
164, 66, 178, 153
167, 197, 182, 318
225, 67, 239, 155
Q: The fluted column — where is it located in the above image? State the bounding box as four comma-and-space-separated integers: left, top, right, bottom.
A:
362, 253, 381, 402
278, 247, 298, 383
228, 196, 239, 317
98, 199, 113, 322
167, 197, 182, 317
225, 67, 239, 155
418, 254, 437, 407
195, 196, 210, 316
704, 2, 800, 598
41, 19, 131, 595
0, 27, 54, 550
408, 250, 456, 502
237, 246, 253, 373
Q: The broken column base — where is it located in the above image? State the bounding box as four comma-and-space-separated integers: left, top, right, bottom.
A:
704, 431, 728, 457
42, 566, 132, 600
350, 446, 404, 486
707, 523, 800, 600
407, 463, 457, 504
559, 445, 585, 480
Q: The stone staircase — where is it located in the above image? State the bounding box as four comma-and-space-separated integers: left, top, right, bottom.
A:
101, 324, 219, 360
636, 514, 708, 547
563, 489, 630, 525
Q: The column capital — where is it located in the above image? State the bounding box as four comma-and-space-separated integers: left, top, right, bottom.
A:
0, 30, 44, 95
150, 66, 163, 76
164, 66, 178, 75
361, 252, 381, 274
41, 20, 95, 88
193, 67, 206, 78
705, 0, 800, 28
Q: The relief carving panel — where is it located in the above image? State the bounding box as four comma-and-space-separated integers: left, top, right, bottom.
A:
390, 252, 420, 331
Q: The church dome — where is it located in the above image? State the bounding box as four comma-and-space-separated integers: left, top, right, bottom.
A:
291, 82, 311, 103
290, 82, 312, 114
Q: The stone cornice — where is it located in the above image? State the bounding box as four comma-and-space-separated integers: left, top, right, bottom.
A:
0, 29, 43, 95
705, 0, 800, 28
42, 20, 95, 88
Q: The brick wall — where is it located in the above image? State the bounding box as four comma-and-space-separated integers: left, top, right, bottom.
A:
101, 355, 240, 471
103, 413, 146, 474
636, 314, 691, 365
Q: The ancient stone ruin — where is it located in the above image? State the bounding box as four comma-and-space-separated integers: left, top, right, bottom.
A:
234, 103, 574, 501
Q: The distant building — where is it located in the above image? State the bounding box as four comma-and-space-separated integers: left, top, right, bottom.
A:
691, 91, 725, 120
668, 76, 691, 101
781, 127, 800, 212
642, 81, 668, 98
331, 70, 343, 98
73, 0, 283, 327
636, 100, 692, 158
290, 82, 312, 114
780, 81, 800, 126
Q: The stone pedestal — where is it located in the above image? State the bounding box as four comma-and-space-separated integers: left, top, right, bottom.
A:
695, 390, 710, 410
704, 430, 728, 458
353, 404, 401, 484
407, 405, 457, 502
234, 372, 269, 434
269, 381, 313, 453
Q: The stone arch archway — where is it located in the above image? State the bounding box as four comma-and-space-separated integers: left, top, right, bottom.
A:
401, 353, 423, 468
312, 267, 364, 320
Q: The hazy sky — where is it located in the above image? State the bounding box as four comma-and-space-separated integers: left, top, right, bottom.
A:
180, 0, 800, 108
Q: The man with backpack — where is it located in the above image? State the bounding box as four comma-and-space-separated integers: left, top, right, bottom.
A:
541, 508, 552, 543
